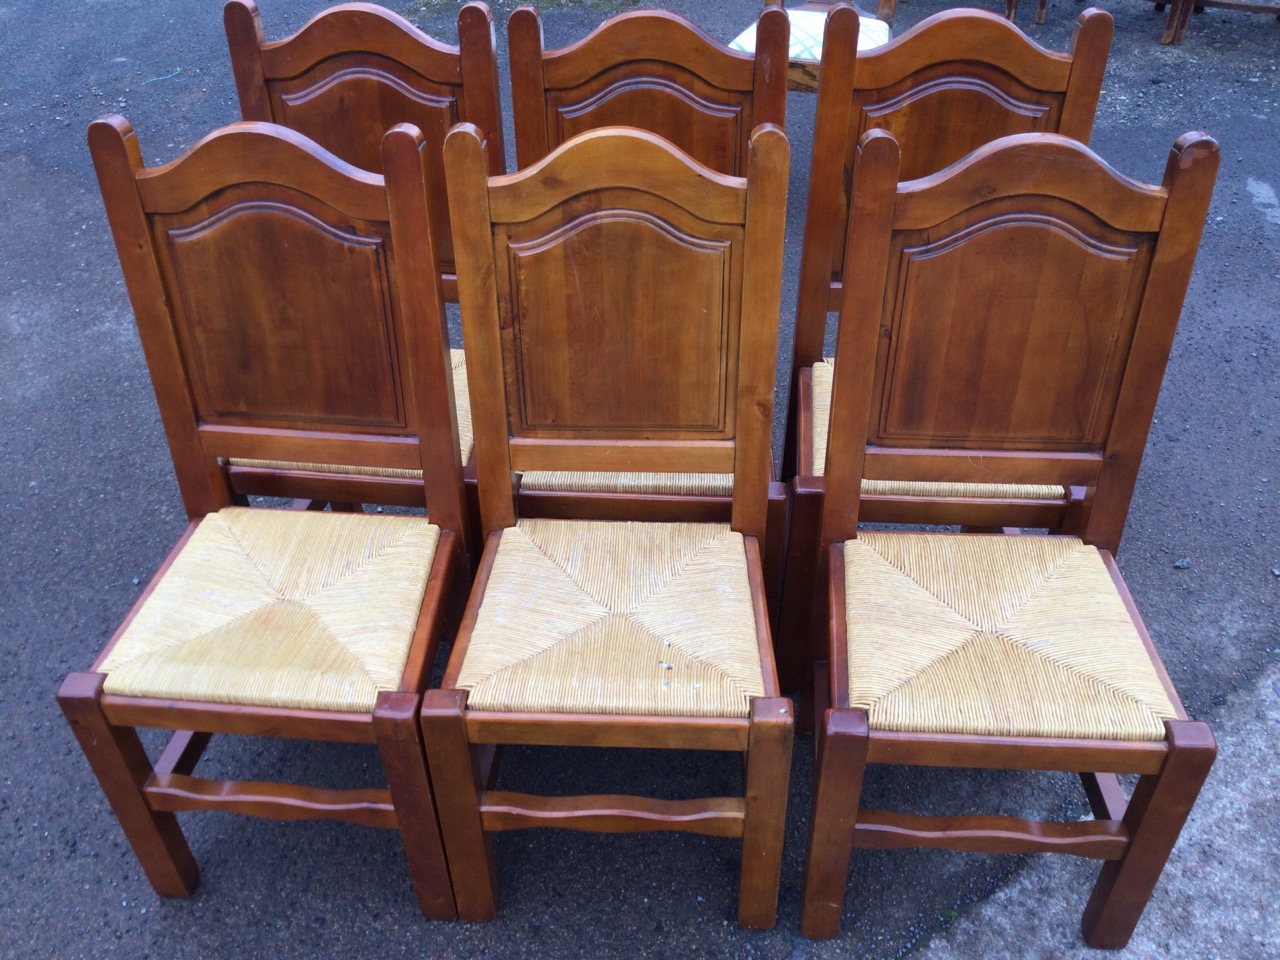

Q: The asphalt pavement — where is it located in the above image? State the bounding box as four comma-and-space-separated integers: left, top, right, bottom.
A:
0, 1, 1276, 957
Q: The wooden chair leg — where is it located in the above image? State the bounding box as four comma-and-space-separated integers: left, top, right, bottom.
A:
799, 708, 869, 939
1081, 720, 1216, 948
420, 688, 498, 921
776, 481, 822, 692
782, 390, 801, 485
738, 697, 794, 929
57, 672, 199, 896
763, 482, 790, 634
1162, 0, 1193, 43
1036, 0, 1048, 25
808, 659, 831, 753
372, 691, 457, 920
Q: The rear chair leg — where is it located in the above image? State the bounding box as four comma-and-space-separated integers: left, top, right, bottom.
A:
776, 482, 822, 693
763, 484, 790, 635
1081, 720, 1216, 948
738, 697, 794, 929
800, 708, 870, 939
57, 672, 199, 896
373, 691, 456, 920
420, 688, 498, 921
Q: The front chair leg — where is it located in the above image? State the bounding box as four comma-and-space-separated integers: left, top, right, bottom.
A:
57, 672, 199, 896
800, 707, 870, 939
373, 691, 456, 920
738, 697, 794, 929
1081, 719, 1216, 948
420, 688, 497, 921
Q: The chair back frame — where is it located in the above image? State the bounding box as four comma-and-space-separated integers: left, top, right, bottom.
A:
88, 117, 467, 547
508, 6, 788, 176
225, 0, 505, 298
818, 129, 1219, 556
790, 6, 1113, 390
445, 123, 789, 543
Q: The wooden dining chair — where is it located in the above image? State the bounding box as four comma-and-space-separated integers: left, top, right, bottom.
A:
798, 129, 1219, 945
58, 117, 470, 917
506, 4, 791, 618
421, 123, 794, 928
775, 5, 1113, 689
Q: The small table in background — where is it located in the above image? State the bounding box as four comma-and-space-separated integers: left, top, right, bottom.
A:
730, 6, 893, 93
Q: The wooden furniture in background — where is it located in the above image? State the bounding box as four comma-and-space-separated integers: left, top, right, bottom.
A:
798, 128, 1219, 945
224, 0, 505, 302
1158, 0, 1280, 45
422, 124, 794, 928
59, 117, 469, 917
1005, 0, 1053, 28
776, 5, 1113, 689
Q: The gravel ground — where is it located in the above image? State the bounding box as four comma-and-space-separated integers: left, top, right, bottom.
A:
0, 1, 1275, 958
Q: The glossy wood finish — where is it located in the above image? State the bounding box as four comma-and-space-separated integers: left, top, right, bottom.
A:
776, 6, 1113, 688
480, 793, 746, 835
798, 130, 1220, 945
448, 123, 787, 542
786, 6, 1112, 473
508, 6, 787, 176
63, 117, 469, 918
424, 124, 794, 929
225, 0, 504, 300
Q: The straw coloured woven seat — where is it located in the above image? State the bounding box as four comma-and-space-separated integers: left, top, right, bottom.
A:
100, 508, 440, 712
456, 520, 765, 717
810, 361, 1066, 499
518, 470, 734, 497
844, 532, 1179, 740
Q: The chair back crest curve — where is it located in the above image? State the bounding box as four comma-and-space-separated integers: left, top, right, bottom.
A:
445, 123, 789, 539
88, 116, 466, 541
819, 129, 1219, 554
508, 5, 788, 176
791, 5, 1112, 375
225, 0, 505, 292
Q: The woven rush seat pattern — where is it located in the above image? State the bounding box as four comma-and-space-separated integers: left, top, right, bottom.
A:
456, 519, 765, 717
810, 360, 1067, 500
843, 532, 1178, 740
229, 349, 474, 477
518, 470, 734, 497
100, 507, 440, 712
